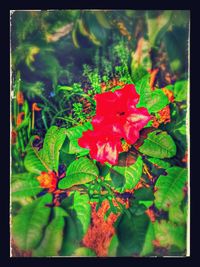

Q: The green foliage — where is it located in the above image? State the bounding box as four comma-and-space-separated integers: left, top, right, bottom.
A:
58, 157, 99, 189
83, 64, 101, 94
154, 220, 186, 251
32, 216, 65, 256
168, 204, 186, 224
174, 80, 188, 102
163, 27, 188, 73
137, 89, 169, 113
39, 126, 67, 172
24, 137, 49, 174
72, 11, 111, 48
116, 213, 154, 256
154, 167, 187, 211
135, 73, 150, 94
12, 173, 42, 198
140, 222, 155, 256
60, 192, 91, 255
62, 122, 92, 155
108, 235, 119, 256
110, 156, 143, 192
72, 192, 91, 238
128, 188, 154, 215
147, 10, 173, 46
12, 194, 52, 250
134, 73, 169, 112
72, 247, 96, 256
21, 81, 44, 99
147, 158, 171, 169
24, 126, 67, 173
139, 130, 177, 158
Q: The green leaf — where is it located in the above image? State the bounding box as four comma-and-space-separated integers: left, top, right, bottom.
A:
72, 247, 96, 256
147, 157, 171, 169
155, 167, 187, 211
60, 216, 78, 256
39, 126, 67, 172
84, 12, 107, 45
21, 81, 44, 99
139, 201, 153, 209
11, 172, 34, 182
63, 122, 92, 155
163, 27, 188, 73
108, 234, 119, 256
168, 204, 186, 224
174, 80, 188, 102
60, 193, 91, 256
32, 216, 65, 256
24, 137, 49, 174
16, 114, 31, 131
12, 174, 42, 198
110, 156, 143, 192
59, 151, 76, 166
95, 11, 111, 29
134, 187, 155, 201
139, 130, 177, 158
135, 73, 150, 95
140, 221, 155, 256
154, 220, 186, 251
137, 89, 169, 113
129, 202, 147, 216
12, 194, 52, 250
116, 213, 153, 256
53, 206, 69, 218
24, 126, 67, 174
58, 157, 99, 189
133, 188, 154, 209
73, 192, 91, 237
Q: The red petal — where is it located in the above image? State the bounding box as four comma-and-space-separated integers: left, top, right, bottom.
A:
122, 107, 151, 144
122, 123, 140, 144
78, 130, 96, 149
126, 107, 151, 130
114, 84, 140, 107
78, 127, 122, 165
93, 139, 123, 165
94, 91, 118, 116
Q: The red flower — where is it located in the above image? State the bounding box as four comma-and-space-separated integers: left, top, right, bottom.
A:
92, 84, 151, 144
78, 127, 123, 165
78, 84, 151, 165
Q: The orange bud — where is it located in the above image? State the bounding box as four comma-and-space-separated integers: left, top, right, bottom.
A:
158, 105, 171, 124
37, 171, 57, 192
16, 91, 24, 105
11, 130, 17, 144
32, 103, 41, 111
16, 112, 25, 126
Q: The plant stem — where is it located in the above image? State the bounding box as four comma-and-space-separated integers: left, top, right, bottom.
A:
32, 110, 35, 130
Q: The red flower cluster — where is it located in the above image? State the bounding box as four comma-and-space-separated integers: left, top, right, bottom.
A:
78, 84, 151, 165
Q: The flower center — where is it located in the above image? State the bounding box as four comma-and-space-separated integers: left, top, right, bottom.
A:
117, 111, 125, 116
